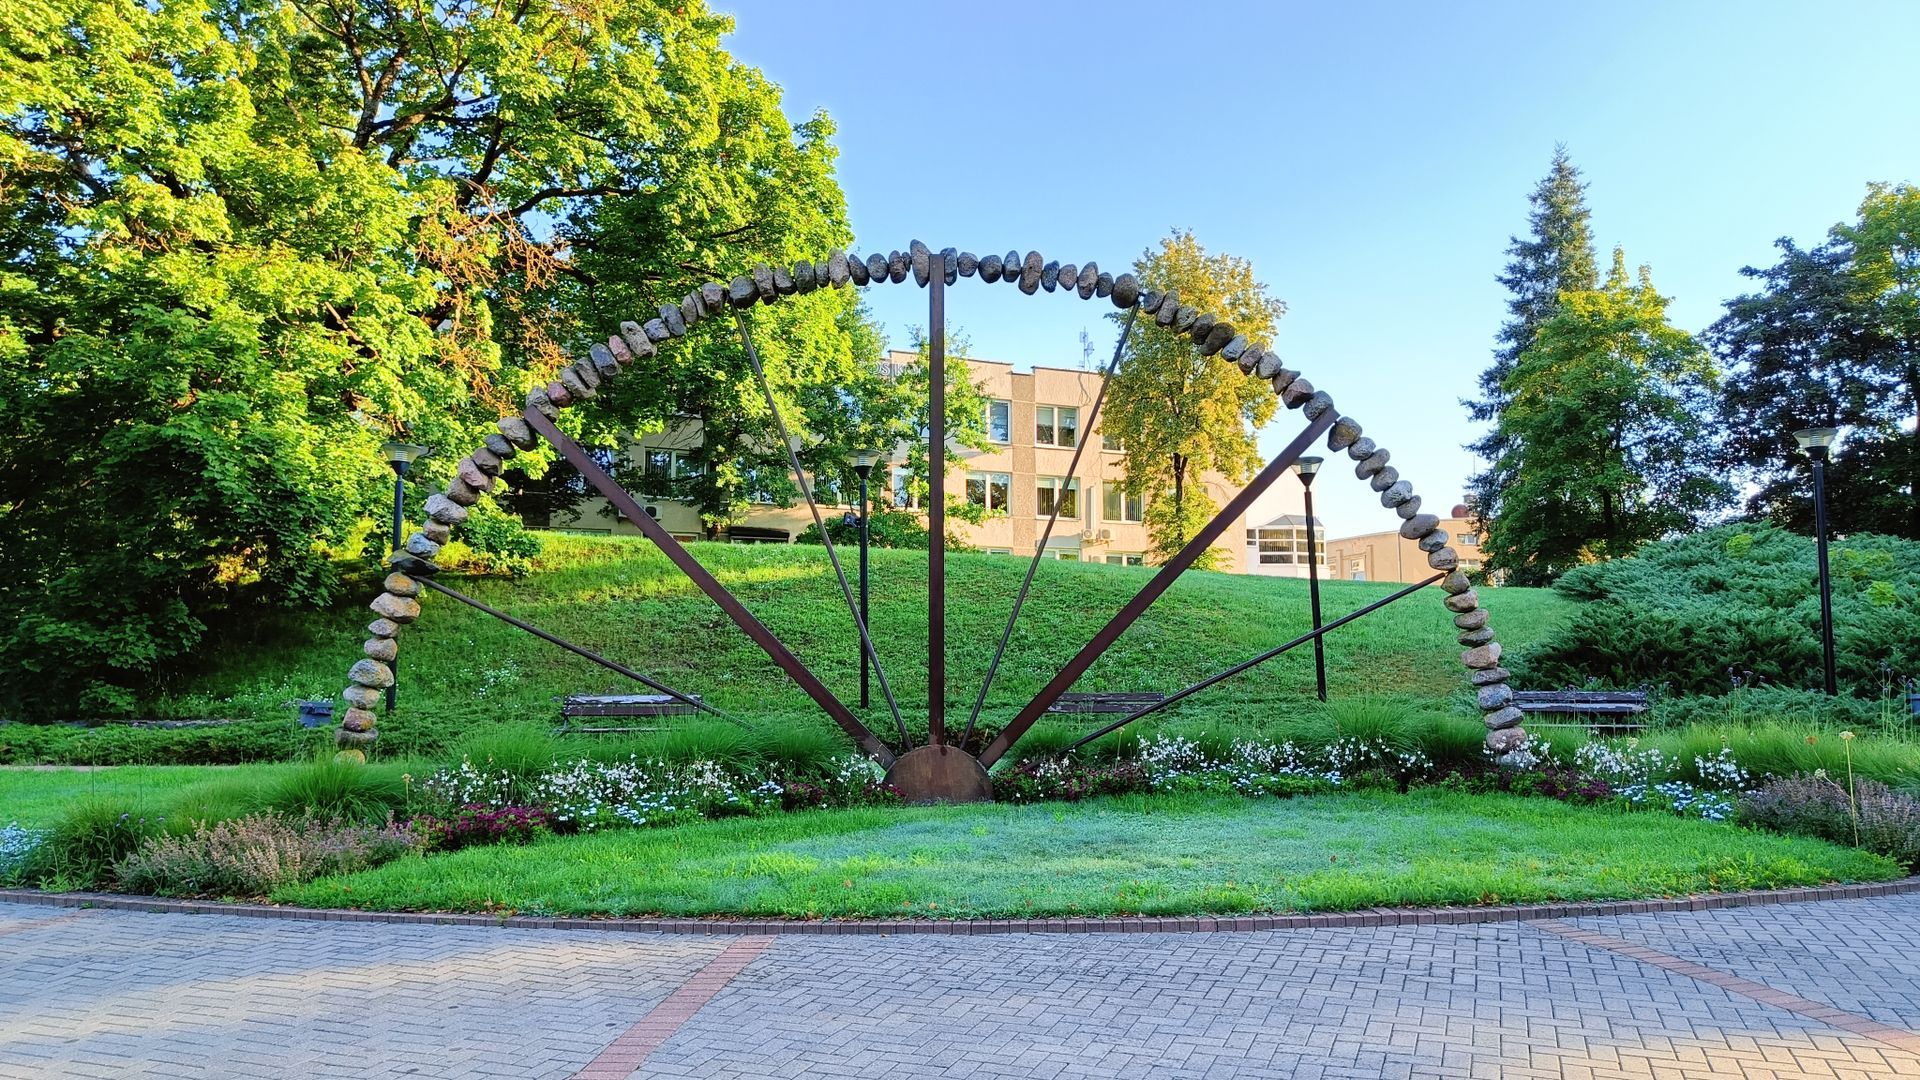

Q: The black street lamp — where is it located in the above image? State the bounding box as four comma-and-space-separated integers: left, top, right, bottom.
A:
1294, 456, 1328, 702
849, 448, 885, 709
381, 439, 430, 712
1794, 426, 1840, 695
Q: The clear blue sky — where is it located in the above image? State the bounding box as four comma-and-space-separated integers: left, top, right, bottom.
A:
717, 1, 1919, 538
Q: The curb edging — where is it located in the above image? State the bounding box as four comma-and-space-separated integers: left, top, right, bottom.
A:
4, 877, 1918, 936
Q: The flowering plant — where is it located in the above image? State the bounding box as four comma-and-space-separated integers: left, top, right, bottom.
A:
412, 805, 551, 852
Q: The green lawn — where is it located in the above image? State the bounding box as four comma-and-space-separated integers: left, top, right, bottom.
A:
123, 535, 1571, 748
275, 790, 1900, 918
0, 765, 300, 828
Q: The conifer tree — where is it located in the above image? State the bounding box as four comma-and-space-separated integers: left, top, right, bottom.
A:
1466, 146, 1599, 520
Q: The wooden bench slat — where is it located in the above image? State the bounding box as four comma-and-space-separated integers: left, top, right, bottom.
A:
1047, 692, 1166, 715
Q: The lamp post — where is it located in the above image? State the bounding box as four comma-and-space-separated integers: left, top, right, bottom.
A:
1294, 457, 1328, 702
1794, 427, 1840, 695
849, 448, 884, 708
381, 439, 430, 712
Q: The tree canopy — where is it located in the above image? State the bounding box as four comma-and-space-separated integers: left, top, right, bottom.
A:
0, 0, 865, 713
1103, 231, 1281, 568
1480, 250, 1730, 585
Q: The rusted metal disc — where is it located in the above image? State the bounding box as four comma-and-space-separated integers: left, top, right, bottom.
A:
884, 745, 993, 804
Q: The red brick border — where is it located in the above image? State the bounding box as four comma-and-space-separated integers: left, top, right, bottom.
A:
3, 877, 1917, 935
1534, 920, 1920, 1056
571, 936, 772, 1079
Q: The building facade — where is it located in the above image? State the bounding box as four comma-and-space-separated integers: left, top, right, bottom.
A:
1242, 513, 1327, 579
539, 351, 1289, 573
1323, 509, 1485, 583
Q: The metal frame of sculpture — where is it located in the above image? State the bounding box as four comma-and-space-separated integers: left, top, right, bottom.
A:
335, 242, 1525, 799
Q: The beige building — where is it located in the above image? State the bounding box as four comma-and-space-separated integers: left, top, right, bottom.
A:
1323, 508, 1486, 583
542, 351, 1284, 573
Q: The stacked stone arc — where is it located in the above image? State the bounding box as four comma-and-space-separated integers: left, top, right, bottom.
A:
337, 244, 1523, 762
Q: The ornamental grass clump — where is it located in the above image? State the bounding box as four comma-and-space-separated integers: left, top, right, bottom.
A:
114, 813, 420, 898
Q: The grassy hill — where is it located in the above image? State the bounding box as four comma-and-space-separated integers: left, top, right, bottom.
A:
121, 534, 1570, 752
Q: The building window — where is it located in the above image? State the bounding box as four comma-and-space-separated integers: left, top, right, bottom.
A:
984, 548, 1014, 556
1036, 405, 1078, 448
890, 465, 920, 509
1250, 526, 1325, 566
1036, 476, 1079, 519
1102, 431, 1122, 452
1349, 559, 1366, 581
986, 399, 1011, 443
1457, 533, 1479, 546
1101, 484, 1144, 523
1105, 553, 1145, 566
1048, 548, 1079, 561
671, 452, 703, 480
965, 470, 1012, 512
645, 449, 673, 479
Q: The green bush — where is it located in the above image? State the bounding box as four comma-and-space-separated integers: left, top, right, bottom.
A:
19, 798, 170, 890
1522, 524, 1919, 696
1739, 775, 1920, 869
1654, 687, 1883, 730
0, 719, 323, 766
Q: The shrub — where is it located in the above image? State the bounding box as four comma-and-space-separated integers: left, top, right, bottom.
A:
411, 805, 550, 852
438, 503, 543, 577
0, 719, 322, 766
19, 799, 169, 890
1739, 775, 1920, 868
1655, 688, 1882, 731
1523, 524, 1919, 697
258, 758, 408, 823
994, 759, 1152, 804
115, 814, 420, 898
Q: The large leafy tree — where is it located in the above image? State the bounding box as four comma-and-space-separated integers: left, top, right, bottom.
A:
1482, 250, 1730, 584
1466, 146, 1599, 523
0, 0, 863, 714
1707, 184, 1919, 540
1104, 231, 1281, 569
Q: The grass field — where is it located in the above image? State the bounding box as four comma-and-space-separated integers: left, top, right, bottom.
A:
274, 789, 1901, 918
131, 534, 1572, 744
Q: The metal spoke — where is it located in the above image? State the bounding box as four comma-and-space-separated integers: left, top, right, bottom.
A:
977, 409, 1338, 767
413, 576, 740, 725
961, 308, 1137, 748
732, 311, 910, 747
523, 406, 897, 766
1063, 573, 1445, 752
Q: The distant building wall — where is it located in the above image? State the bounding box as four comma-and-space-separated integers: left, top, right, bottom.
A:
1323, 517, 1486, 583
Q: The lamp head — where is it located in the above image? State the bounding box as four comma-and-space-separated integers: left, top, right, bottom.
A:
850, 447, 885, 476
382, 440, 430, 476
1793, 427, 1839, 459
1295, 456, 1323, 486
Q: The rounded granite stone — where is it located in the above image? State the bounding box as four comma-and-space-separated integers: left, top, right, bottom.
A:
1417, 531, 1450, 554
348, 658, 395, 689
979, 254, 1003, 283
1483, 706, 1524, 731
1428, 547, 1461, 571
1379, 480, 1414, 508
1356, 449, 1391, 479
1479, 684, 1516, 711
370, 592, 421, 623
341, 707, 378, 733
383, 572, 420, 598
1485, 726, 1527, 753
1398, 513, 1439, 539
1368, 466, 1400, 493
404, 532, 441, 560
496, 416, 537, 449
362, 637, 397, 663
1470, 666, 1512, 686
1328, 417, 1362, 452
1454, 608, 1491, 631
1440, 571, 1474, 595
342, 683, 383, 709
425, 493, 468, 526
1461, 642, 1503, 669
1346, 436, 1376, 461
1444, 589, 1479, 613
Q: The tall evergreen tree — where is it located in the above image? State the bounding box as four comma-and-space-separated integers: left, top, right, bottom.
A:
1481, 251, 1730, 585
1465, 146, 1599, 520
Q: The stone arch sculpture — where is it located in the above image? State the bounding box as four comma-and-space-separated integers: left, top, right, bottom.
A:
335, 242, 1524, 795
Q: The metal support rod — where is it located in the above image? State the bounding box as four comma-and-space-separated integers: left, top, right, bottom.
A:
1812, 451, 1838, 695
1064, 572, 1445, 752
858, 469, 871, 710
927, 271, 947, 744
961, 308, 1138, 748
1303, 484, 1327, 702
413, 576, 737, 724
387, 470, 405, 715
523, 406, 897, 766
979, 409, 1338, 766
732, 311, 908, 745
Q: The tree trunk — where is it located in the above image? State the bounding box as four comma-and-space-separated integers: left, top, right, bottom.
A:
1171, 454, 1188, 547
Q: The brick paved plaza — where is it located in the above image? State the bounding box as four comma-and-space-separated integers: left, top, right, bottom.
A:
3, 895, 1918, 1079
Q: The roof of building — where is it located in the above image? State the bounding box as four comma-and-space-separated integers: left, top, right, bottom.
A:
1250, 514, 1323, 529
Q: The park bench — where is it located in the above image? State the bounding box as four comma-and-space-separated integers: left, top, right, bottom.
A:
1046, 692, 1166, 716
1513, 688, 1650, 734
556, 693, 703, 734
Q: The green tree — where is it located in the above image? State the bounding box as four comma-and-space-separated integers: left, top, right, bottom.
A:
1482, 250, 1731, 584
1104, 231, 1281, 568
1466, 147, 1599, 522
877, 329, 993, 544
0, 0, 857, 713
1707, 184, 1919, 541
